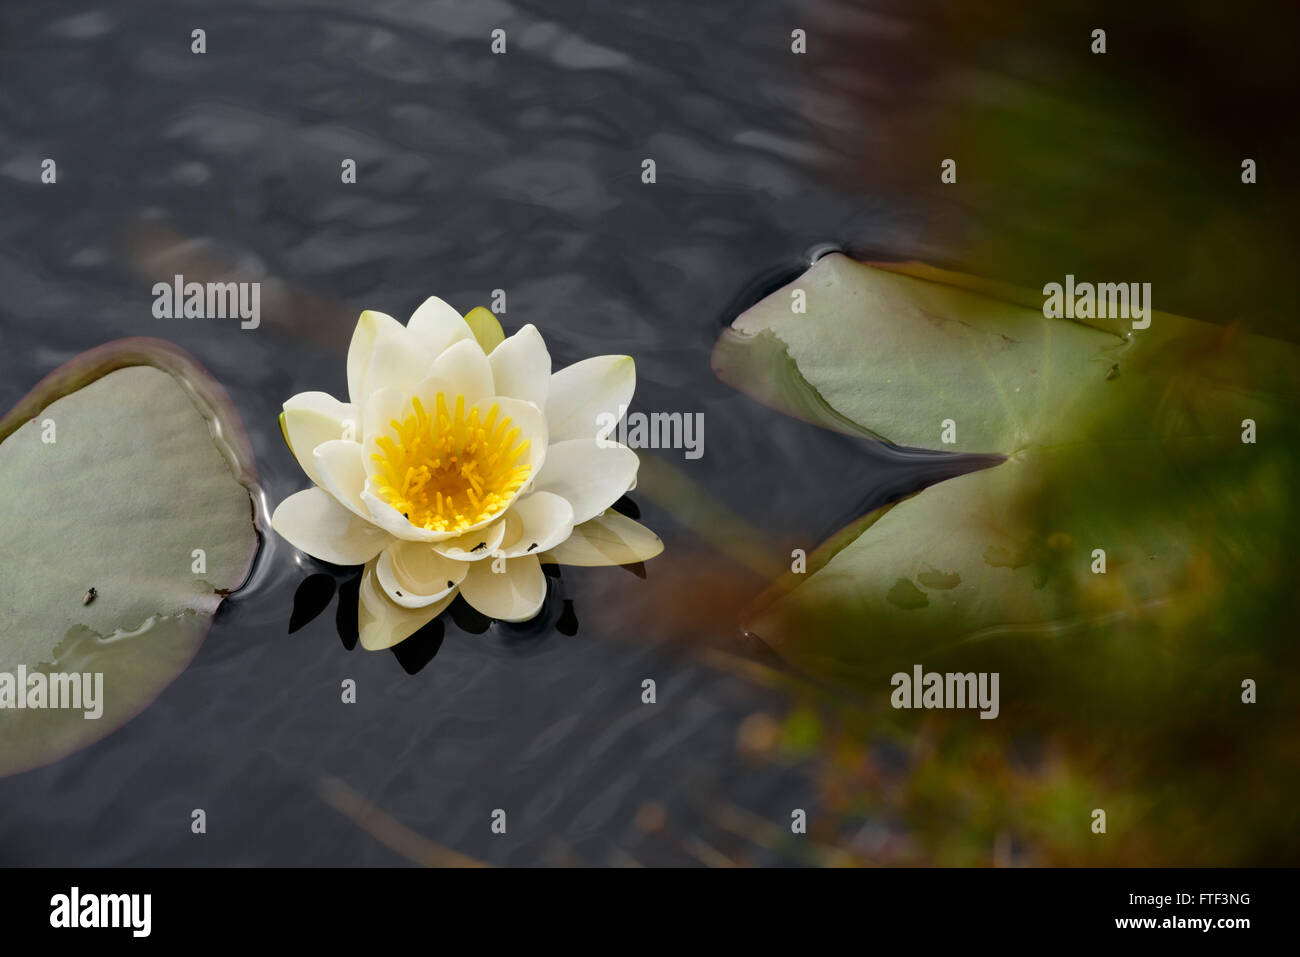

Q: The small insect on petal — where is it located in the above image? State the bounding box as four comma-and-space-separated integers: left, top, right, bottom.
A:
82, 587, 97, 605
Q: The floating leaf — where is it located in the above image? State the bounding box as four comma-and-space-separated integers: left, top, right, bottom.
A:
714, 254, 1300, 680
715, 254, 1300, 865
0, 339, 259, 777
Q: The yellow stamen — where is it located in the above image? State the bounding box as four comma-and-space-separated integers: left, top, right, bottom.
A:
369, 393, 532, 534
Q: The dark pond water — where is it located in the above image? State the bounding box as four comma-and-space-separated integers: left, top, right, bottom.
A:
0, 0, 970, 865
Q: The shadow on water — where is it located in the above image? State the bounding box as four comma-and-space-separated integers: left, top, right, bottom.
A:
288, 573, 336, 634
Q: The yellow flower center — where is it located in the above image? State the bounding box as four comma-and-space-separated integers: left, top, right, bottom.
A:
370, 393, 531, 534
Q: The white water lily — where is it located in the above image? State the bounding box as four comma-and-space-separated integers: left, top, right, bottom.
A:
271, 298, 663, 649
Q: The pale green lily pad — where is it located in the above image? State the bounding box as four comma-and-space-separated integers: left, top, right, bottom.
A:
0, 339, 259, 777
715, 254, 1300, 682
719, 255, 1200, 452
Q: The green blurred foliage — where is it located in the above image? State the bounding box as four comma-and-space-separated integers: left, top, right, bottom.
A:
808, 0, 1300, 338
714, 256, 1300, 865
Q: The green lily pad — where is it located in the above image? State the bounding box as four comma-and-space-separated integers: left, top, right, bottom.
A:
714, 254, 1300, 682
0, 339, 259, 778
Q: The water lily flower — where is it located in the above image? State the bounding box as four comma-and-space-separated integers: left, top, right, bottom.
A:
271, 298, 663, 649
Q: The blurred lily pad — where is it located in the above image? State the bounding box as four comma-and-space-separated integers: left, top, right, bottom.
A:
714, 254, 1300, 680
0, 339, 259, 778
713, 254, 1300, 864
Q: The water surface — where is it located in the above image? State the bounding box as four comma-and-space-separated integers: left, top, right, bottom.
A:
0, 0, 952, 865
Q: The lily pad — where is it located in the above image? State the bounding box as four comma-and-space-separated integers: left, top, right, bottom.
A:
0, 339, 259, 777
714, 254, 1300, 682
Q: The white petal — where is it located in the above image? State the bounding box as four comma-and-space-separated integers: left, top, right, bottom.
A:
487, 395, 549, 483
360, 481, 457, 542
406, 296, 473, 356
376, 540, 468, 608
427, 338, 494, 408
313, 439, 369, 516
488, 324, 551, 407
539, 511, 663, 566
358, 559, 455, 650
361, 384, 406, 453
460, 554, 546, 622
346, 310, 403, 405
533, 438, 639, 525
545, 355, 634, 443
271, 487, 391, 565
282, 392, 358, 488
365, 319, 434, 401
499, 491, 574, 558
432, 519, 507, 562
403, 374, 450, 423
